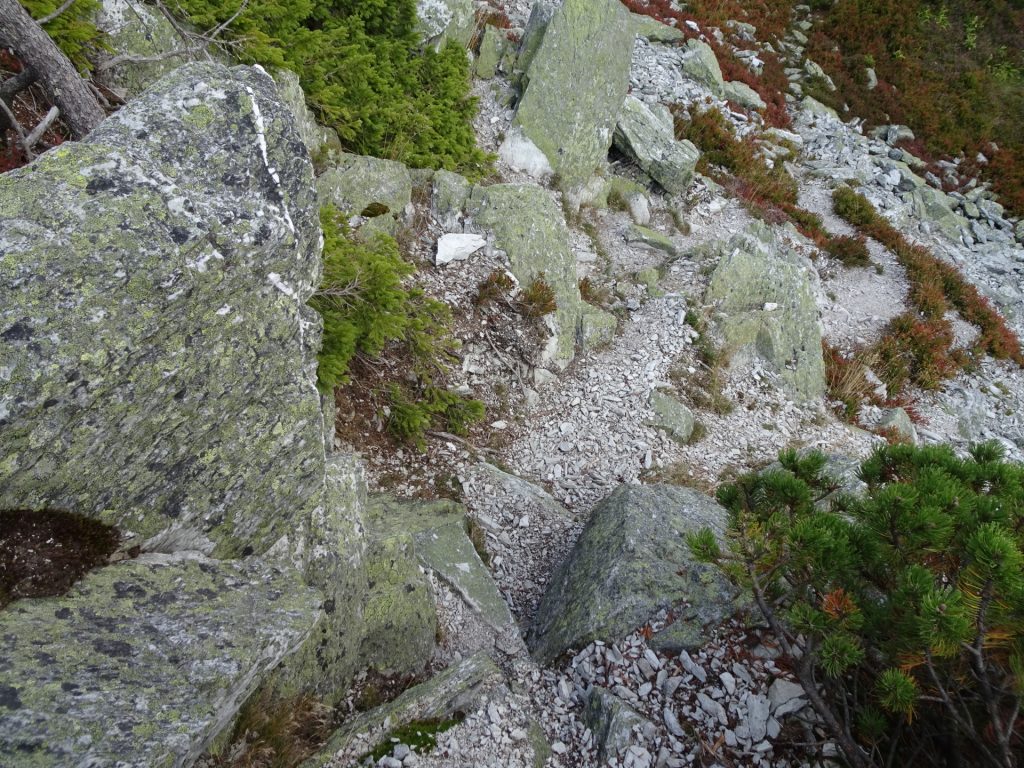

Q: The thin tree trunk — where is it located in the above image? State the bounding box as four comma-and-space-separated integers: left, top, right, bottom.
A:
0, 0, 104, 139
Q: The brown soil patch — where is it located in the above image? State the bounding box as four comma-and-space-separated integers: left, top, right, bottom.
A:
0, 509, 121, 609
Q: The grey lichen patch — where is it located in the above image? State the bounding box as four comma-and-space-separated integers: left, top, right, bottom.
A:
0, 553, 321, 768
0, 63, 325, 558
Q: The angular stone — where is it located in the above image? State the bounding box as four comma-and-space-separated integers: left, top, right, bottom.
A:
303, 652, 504, 767
368, 496, 513, 632
436, 233, 486, 265
528, 485, 742, 663
475, 25, 506, 79
706, 223, 826, 402
0, 553, 321, 768
908, 186, 967, 243
431, 169, 472, 232
614, 96, 699, 195
417, 0, 476, 49
650, 390, 695, 443
0, 63, 324, 558
626, 224, 678, 256
803, 58, 836, 90
584, 686, 657, 762
679, 39, 724, 97
768, 679, 806, 718
877, 407, 918, 445
512, 0, 633, 193
467, 184, 584, 367
580, 304, 618, 350
723, 80, 766, 110
801, 96, 839, 120
630, 12, 685, 43
317, 152, 412, 227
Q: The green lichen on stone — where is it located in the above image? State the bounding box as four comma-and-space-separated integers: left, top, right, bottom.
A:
431, 169, 472, 232
614, 96, 699, 195
527, 484, 741, 663
706, 223, 826, 402
467, 183, 584, 368
650, 390, 695, 443
0, 553, 321, 768
627, 225, 678, 257
580, 304, 618, 350
512, 0, 633, 193
0, 63, 325, 558
300, 652, 503, 767
629, 12, 685, 43
272, 69, 343, 157
474, 25, 506, 79
316, 152, 413, 234
680, 38, 725, 97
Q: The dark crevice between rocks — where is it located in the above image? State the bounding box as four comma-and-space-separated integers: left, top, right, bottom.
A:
0, 509, 123, 610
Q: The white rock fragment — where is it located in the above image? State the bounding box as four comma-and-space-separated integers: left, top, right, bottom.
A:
436, 233, 486, 265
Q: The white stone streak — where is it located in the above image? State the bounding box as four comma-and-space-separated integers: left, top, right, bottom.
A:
245, 86, 296, 235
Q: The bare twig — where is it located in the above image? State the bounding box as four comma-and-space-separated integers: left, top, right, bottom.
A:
0, 96, 33, 160
426, 430, 497, 456
36, 0, 76, 25
24, 104, 58, 147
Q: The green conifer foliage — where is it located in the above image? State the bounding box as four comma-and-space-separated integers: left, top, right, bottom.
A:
19, 0, 106, 73
690, 444, 1024, 768
173, 0, 490, 177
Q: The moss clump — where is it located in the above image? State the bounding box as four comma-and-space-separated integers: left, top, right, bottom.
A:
172, 0, 491, 177
364, 717, 463, 762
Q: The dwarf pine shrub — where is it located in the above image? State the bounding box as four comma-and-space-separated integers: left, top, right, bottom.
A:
19, 0, 106, 72
688, 444, 1024, 768
309, 206, 483, 444
173, 0, 490, 177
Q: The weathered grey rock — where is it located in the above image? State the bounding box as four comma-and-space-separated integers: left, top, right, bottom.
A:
475, 25, 507, 79
877, 407, 918, 445
865, 67, 878, 90
580, 303, 618, 349
768, 679, 806, 718
528, 485, 742, 663
369, 496, 514, 632
584, 687, 657, 763
514, 0, 560, 80
0, 63, 324, 558
630, 12, 685, 43
801, 96, 839, 121
273, 69, 342, 157
0, 552, 321, 768
317, 152, 413, 232
679, 39, 725, 97
358, 500, 438, 679
96, 0, 201, 98
511, 0, 633, 194
650, 390, 695, 443
466, 184, 585, 367
431, 169, 472, 232
417, 0, 475, 49
803, 58, 836, 90
908, 185, 968, 242
1016, 219, 1024, 244
614, 95, 699, 195
625, 224, 678, 256
723, 80, 766, 110
706, 223, 826, 402
871, 124, 916, 145
303, 652, 504, 767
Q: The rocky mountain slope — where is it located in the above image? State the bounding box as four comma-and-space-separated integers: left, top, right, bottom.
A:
1, 1, 1023, 767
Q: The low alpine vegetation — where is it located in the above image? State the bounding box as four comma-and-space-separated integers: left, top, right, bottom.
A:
832, 186, 1023, 396
689, 444, 1024, 768
310, 206, 483, 445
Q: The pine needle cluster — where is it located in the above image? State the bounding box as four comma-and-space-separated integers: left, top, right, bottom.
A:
690, 444, 1024, 768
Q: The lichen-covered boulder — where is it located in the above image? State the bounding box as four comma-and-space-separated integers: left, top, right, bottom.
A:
273, 69, 342, 157
584, 686, 657, 764
432, 169, 472, 232
0, 63, 325, 559
527, 484, 742, 663
96, 0, 200, 98
614, 96, 699, 196
417, 0, 476, 49
630, 13, 685, 43
316, 152, 413, 233
723, 80, 766, 110
679, 38, 725, 96
466, 183, 584, 368
475, 25, 508, 79
706, 223, 826, 402
650, 390, 696, 443
509, 0, 633, 195
908, 185, 968, 242
0, 552, 321, 768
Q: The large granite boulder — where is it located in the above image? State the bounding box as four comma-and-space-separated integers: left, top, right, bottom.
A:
706, 223, 827, 402
0, 552, 321, 767
507, 0, 633, 196
679, 38, 725, 97
0, 62, 324, 559
614, 96, 699, 196
527, 484, 742, 663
